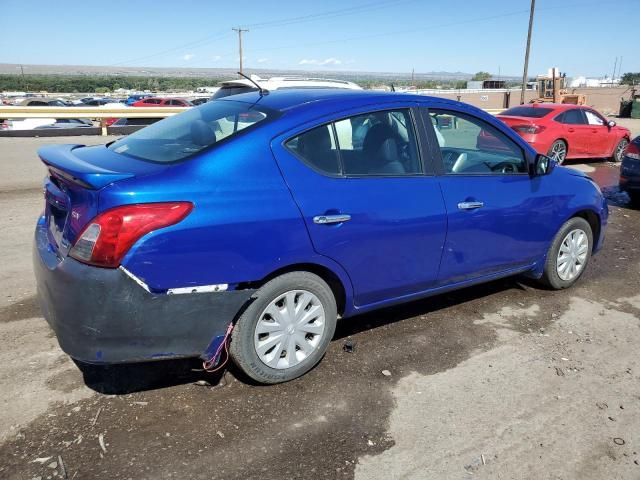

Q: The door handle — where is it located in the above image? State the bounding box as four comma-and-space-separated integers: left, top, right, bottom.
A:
313, 214, 351, 224
457, 201, 484, 210
568, 128, 575, 133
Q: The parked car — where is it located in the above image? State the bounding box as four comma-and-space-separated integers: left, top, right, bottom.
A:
489, 104, 630, 164
191, 97, 209, 106
35, 119, 93, 129
125, 94, 154, 106
1, 118, 56, 130
80, 98, 123, 107
110, 117, 161, 127
132, 97, 192, 107
20, 97, 68, 107
34, 90, 607, 384
619, 136, 640, 205
1, 118, 93, 131
211, 75, 361, 100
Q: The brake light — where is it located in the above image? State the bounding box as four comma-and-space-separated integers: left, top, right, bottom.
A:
625, 142, 640, 160
70, 202, 193, 268
513, 124, 545, 134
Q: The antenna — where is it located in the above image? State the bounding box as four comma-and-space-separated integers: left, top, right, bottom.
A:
237, 71, 269, 96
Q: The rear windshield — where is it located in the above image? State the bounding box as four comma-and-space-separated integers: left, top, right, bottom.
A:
108, 100, 274, 163
211, 86, 258, 99
500, 106, 553, 118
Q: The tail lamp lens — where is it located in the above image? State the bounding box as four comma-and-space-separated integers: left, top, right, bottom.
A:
514, 124, 544, 134
625, 143, 640, 160
70, 202, 193, 268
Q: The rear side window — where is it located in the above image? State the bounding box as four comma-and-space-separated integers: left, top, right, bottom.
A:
555, 109, 585, 125
286, 109, 422, 177
501, 106, 552, 118
286, 125, 341, 175
108, 101, 274, 163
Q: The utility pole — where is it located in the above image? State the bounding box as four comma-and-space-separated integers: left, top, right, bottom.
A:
520, 0, 536, 104
232, 27, 249, 74
611, 56, 618, 87
617, 56, 623, 82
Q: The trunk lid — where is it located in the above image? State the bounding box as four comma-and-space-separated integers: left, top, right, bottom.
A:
38, 143, 166, 258
495, 115, 536, 128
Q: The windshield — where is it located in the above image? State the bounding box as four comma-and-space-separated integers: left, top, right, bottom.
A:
500, 106, 553, 118
108, 100, 274, 163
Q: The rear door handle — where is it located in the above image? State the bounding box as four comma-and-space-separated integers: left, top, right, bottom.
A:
568, 128, 575, 133
457, 201, 484, 210
313, 214, 351, 224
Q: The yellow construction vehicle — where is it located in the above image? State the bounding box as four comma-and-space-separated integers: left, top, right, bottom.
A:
531, 69, 586, 105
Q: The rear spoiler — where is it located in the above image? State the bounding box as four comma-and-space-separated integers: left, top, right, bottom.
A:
38, 144, 135, 189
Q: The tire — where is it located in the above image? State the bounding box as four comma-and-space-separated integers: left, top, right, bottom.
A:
610, 138, 629, 163
229, 272, 337, 384
628, 191, 640, 208
547, 140, 568, 165
539, 217, 593, 290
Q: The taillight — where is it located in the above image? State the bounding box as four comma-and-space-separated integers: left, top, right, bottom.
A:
513, 124, 545, 134
625, 142, 640, 160
70, 202, 193, 268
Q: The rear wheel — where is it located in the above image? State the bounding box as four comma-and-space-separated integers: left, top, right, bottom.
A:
547, 140, 567, 165
611, 138, 629, 163
229, 272, 337, 384
539, 217, 593, 289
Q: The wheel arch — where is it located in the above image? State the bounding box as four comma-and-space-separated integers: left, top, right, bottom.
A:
243, 262, 351, 316
571, 209, 600, 252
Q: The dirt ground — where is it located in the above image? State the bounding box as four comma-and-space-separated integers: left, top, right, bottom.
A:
1, 126, 640, 479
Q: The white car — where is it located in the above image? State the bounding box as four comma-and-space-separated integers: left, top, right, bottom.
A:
211, 75, 361, 99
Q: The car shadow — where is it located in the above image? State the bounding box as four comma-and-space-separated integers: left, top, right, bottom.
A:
75, 276, 529, 394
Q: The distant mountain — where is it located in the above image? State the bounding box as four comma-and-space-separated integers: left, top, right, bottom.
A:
0, 63, 520, 82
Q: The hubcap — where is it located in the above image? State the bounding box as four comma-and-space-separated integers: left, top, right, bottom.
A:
615, 140, 628, 162
254, 290, 326, 370
556, 229, 588, 281
550, 142, 566, 164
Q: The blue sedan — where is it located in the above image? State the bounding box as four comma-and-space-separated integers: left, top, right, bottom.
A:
33, 90, 608, 384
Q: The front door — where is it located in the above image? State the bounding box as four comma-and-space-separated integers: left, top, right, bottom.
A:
426, 107, 559, 284
272, 106, 447, 307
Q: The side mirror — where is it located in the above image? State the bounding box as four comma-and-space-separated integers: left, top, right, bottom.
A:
533, 154, 554, 176
608, 120, 616, 128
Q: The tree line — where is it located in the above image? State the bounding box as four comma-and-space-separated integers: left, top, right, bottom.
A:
0, 74, 225, 93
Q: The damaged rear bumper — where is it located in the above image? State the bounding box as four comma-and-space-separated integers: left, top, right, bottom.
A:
33, 222, 254, 364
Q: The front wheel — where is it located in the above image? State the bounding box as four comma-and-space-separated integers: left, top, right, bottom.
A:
229, 272, 337, 384
547, 140, 568, 165
611, 138, 629, 163
539, 217, 593, 290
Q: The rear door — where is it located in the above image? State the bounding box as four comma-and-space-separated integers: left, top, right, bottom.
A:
555, 109, 590, 157
425, 106, 559, 284
271, 104, 448, 307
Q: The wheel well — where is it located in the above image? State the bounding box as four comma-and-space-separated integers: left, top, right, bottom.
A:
573, 210, 600, 251
243, 264, 347, 315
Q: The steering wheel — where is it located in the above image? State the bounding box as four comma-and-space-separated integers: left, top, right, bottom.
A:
491, 162, 517, 174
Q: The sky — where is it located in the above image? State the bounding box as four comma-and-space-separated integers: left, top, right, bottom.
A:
1, 0, 638, 78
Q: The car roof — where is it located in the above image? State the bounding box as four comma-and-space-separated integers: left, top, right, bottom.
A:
217, 88, 462, 113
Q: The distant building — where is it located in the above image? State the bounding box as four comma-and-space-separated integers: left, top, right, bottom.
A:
569, 76, 621, 88
466, 80, 506, 89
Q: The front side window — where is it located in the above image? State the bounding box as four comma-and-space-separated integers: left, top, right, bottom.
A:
430, 109, 526, 175
584, 110, 605, 126
108, 100, 273, 163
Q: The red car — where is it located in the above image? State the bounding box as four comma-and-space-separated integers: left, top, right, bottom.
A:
486, 104, 630, 164
131, 97, 192, 107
